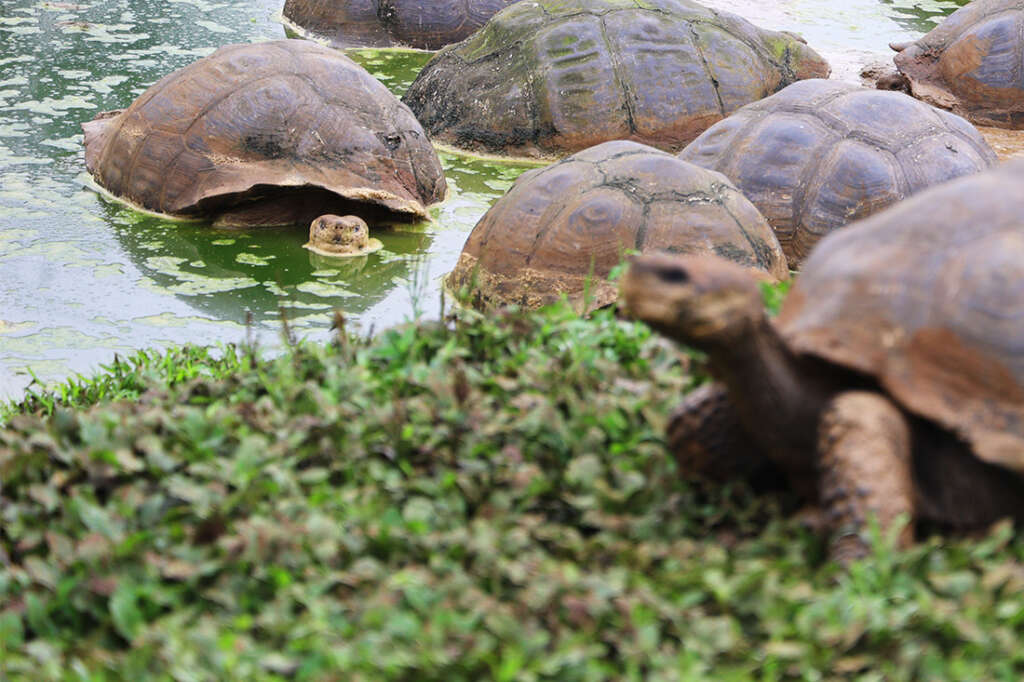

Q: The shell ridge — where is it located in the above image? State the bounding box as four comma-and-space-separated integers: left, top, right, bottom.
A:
686, 22, 727, 117
598, 14, 639, 135
714, 182, 778, 271
158, 72, 316, 212
788, 121, 842, 252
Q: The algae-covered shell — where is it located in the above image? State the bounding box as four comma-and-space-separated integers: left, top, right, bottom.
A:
402, 0, 830, 158
447, 140, 788, 311
82, 40, 447, 226
282, 0, 515, 50
681, 80, 996, 266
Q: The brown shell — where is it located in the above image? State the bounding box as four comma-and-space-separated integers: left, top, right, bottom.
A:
894, 0, 1024, 127
448, 140, 789, 311
681, 79, 997, 266
282, 0, 516, 50
82, 40, 446, 223
402, 0, 830, 158
777, 160, 1024, 473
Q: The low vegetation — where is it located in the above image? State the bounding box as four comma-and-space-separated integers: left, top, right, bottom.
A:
1, 301, 1022, 680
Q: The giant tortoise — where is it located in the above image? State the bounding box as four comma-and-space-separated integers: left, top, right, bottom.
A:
402, 0, 830, 158
621, 160, 1024, 561
447, 141, 788, 311
681, 79, 996, 266
888, 0, 1024, 127
83, 40, 447, 227
282, 0, 515, 50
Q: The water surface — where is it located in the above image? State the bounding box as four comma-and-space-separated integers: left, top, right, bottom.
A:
0, 0, 977, 399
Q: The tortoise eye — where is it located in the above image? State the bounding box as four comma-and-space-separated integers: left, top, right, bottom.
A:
659, 267, 690, 284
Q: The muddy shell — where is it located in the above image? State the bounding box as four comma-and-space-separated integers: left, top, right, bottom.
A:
447, 140, 789, 311
777, 159, 1024, 474
82, 40, 447, 226
402, 0, 830, 158
681, 79, 997, 266
282, 0, 515, 50
893, 0, 1024, 127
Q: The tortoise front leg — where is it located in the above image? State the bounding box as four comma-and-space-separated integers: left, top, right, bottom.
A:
818, 391, 915, 563
669, 382, 776, 485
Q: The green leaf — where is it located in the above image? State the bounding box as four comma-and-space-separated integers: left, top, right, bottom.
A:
109, 583, 143, 641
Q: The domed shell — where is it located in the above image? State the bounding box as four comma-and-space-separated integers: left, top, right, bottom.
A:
681, 79, 997, 266
402, 0, 830, 158
893, 0, 1024, 127
282, 0, 515, 50
82, 40, 447, 225
776, 160, 1024, 473
447, 140, 789, 311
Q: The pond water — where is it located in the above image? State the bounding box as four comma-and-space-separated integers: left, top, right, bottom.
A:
0, 0, 978, 399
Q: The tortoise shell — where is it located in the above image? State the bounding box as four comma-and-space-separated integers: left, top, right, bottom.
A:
447, 140, 789, 311
776, 159, 1024, 474
680, 79, 997, 266
402, 0, 830, 158
282, 0, 515, 50
82, 40, 446, 225
893, 0, 1024, 127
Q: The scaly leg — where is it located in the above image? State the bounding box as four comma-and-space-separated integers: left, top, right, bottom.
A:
669, 382, 778, 487
818, 391, 914, 563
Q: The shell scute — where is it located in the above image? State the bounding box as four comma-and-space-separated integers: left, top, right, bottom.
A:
894, 0, 1024, 126
680, 80, 996, 266
282, 0, 516, 50
403, 0, 830, 157
777, 161, 1024, 470
447, 140, 788, 310
82, 40, 446, 224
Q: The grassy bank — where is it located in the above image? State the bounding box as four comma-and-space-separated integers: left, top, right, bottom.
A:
1, 303, 1022, 680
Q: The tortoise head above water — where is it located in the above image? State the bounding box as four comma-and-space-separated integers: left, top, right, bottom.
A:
303, 215, 383, 257
620, 253, 766, 347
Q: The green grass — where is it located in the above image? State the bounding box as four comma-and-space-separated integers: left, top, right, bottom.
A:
1, 302, 1022, 680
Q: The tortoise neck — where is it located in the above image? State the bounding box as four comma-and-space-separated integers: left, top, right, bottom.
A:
706, 316, 829, 477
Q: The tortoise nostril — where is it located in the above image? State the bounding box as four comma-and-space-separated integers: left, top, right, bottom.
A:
660, 267, 690, 284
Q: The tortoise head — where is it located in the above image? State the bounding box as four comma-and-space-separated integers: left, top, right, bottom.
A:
308, 214, 370, 255
620, 253, 766, 347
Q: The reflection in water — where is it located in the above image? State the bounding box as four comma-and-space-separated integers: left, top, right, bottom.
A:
881, 0, 970, 34
105, 200, 432, 325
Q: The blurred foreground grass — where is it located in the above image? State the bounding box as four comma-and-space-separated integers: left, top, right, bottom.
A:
1, 302, 1022, 680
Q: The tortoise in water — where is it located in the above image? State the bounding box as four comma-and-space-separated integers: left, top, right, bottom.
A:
282, 0, 515, 50
621, 160, 1024, 561
447, 140, 788, 312
402, 0, 830, 158
82, 40, 447, 227
303, 214, 383, 257
681, 79, 997, 266
885, 0, 1024, 128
